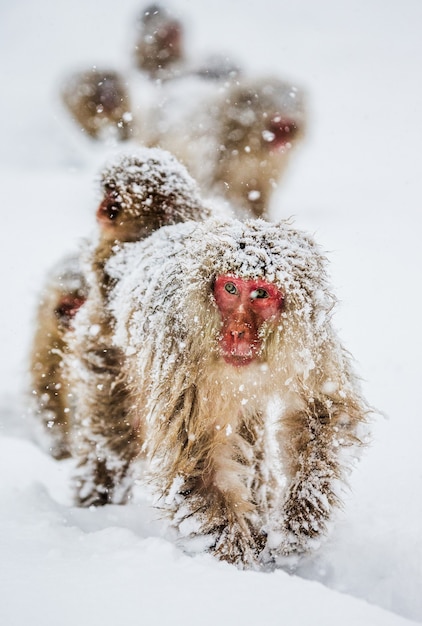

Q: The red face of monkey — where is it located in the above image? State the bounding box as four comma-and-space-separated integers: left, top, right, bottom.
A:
213, 275, 284, 367
54, 294, 86, 329
96, 190, 123, 230
264, 115, 300, 152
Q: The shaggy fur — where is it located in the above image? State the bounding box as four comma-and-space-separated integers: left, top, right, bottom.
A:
30, 254, 88, 459
29, 148, 211, 462
60, 54, 305, 218
68, 216, 369, 567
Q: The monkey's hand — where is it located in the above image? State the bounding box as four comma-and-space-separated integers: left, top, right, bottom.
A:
210, 519, 267, 569
264, 475, 334, 565
169, 487, 265, 568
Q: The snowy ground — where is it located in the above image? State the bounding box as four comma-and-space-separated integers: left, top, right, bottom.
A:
1, 0, 421, 624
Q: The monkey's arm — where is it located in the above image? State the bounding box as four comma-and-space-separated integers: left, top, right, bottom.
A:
272, 403, 346, 558
147, 391, 267, 568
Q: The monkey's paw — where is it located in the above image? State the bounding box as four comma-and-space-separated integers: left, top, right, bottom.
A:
209, 522, 267, 569
260, 526, 322, 570
73, 475, 112, 507
261, 493, 331, 567
43, 430, 72, 461
173, 503, 265, 569
73, 459, 133, 507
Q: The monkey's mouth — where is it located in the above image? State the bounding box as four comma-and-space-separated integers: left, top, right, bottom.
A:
220, 345, 258, 367
223, 355, 254, 367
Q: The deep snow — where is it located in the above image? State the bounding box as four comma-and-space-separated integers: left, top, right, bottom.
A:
0, 0, 421, 625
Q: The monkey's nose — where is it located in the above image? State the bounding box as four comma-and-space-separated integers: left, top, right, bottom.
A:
230, 330, 245, 339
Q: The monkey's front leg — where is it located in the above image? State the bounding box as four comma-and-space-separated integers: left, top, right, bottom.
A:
269, 411, 341, 560
172, 479, 265, 568
163, 428, 266, 568
71, 344, 140, 507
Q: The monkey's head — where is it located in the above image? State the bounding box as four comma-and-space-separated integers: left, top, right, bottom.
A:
221, 78, 306, 154
44, 254, 88, 331
54, 294, 86, 330
96, 148, 210, 243
134, 4, 184, 77
109, 218, 335, 389
61, 69, 133, 141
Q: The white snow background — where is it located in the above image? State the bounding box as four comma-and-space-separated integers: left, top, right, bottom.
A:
0, 0, 421, 624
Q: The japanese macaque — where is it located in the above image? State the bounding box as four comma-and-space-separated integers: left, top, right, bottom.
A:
29, 255, 88, 459
61, 71, 305, 218
134, 3, 184, 78
61, 68, 134, 140
68, 215, 369, 568
146, 76, 306, 218
133, 4, 240, 82
59, 3, 305, 218
30, 147, 210, 460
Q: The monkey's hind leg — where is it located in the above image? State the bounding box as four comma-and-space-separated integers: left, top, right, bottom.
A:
71, 346, 141, 507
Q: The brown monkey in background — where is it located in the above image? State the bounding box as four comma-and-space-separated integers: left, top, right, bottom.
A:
61, 68, 134, 141
30, 147, 211, 461
145, 76, 306, 218
132, 4, 240, 81
213, 79, 305, 217
134, 3, 185, 78
69, 215, 369, 567
61, 71, 306, 218
59, 2, 306, 218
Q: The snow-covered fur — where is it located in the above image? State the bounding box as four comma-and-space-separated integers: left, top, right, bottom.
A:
144, 76, 306, 218
69, 216, 369, 568
60, 62, 306, 219
30, 147, 211, 464
96, 146, 210, 246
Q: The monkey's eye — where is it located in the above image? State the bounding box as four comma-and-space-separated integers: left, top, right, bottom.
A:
224, 282, 238, 295
105, 202, 122, 221
251, 288, 269, 299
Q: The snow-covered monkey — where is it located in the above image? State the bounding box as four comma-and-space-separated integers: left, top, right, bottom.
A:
59, 1, 306, 219
70, 214, 369, 567
30, 148, 211, 460
146, 76, 306, 219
